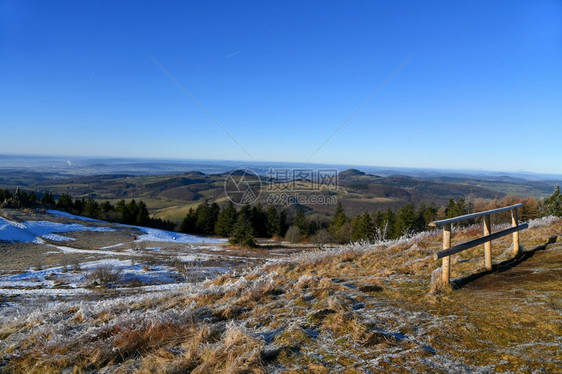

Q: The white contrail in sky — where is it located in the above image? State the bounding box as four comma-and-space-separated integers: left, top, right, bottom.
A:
225, 50, 242, 58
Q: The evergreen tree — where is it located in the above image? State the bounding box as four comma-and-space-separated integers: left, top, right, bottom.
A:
279, 210, 289, 237
543, 184, 562, 217
135, 201, 150, 226
238, 204, 252, 222
84, 197, 100, 219
330, 201, 348, 235
179, 208, 197, 233
101, 201, 113, 213
3, 189, 12, 201
419, 202, 438, 227
215, 201, 238, 237
250, 203, 268, 237
115, 199, 126, 214
265, 205, 281, 237
229, 216, 256, 247
195, 200, 219, 235
352, 212, 375, 242
445, 198, 469, 226
121, 199, 138, 224
294, 209, 309, 236
57, 194, 74, 212
100, 201, 115, 221
446, 198, 468, 219
28, 192, 38, 204
41, 192, 56, 206
395, 202, 417, 237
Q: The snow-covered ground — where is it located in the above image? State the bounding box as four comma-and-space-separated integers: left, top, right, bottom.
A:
0, 216, 113, 243
46, 209, 103, 222
0, 212, 247, 309
135, 226, 226, 244
0, 211, 226, 245
47, 209, 227, 245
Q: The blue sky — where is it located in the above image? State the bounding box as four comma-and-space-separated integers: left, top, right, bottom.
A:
1, 0, 561, 173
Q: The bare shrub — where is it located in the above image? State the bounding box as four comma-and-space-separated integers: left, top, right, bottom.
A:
172, 259, 204, 283
87, 264, 122, 286
285, 226, 301, 243
71, 257, 81, 272
311, 229, 333, 248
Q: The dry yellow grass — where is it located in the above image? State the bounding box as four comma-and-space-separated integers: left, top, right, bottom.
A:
1, 216, 561, 373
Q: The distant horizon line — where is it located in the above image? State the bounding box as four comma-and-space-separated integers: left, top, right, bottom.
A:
1, 153, 561, 178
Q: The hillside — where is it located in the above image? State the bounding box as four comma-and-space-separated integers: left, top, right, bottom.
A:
1, 216, 560, 373
1, 169, 555, 222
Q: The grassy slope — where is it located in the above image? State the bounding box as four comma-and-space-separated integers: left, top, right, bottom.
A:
1, 218, 561, 373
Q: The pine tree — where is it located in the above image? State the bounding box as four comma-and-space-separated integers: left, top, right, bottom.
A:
445, 198, 469, 226
265, 205, 281, 237
215, 201, 238, 237
250, 203, 268, 237
28, 192, 38, 204
352, 212, 375, 242
41, 192, 56, 206
57, 194, 74, 212
330, 201, 348, 235
122, 199, 138, 224
195, 200, 220, 235
180, 208, 197, 233
229, 216, 256, 247
543, 184, 562, 217
136, 201, 150, 226
279, 210, 289, 237
84, 197, 100, 219
294, 209, 309, 236
395, 202, 417, 237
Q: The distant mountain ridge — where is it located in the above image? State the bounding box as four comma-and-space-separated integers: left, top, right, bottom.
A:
0, 166, 557, 222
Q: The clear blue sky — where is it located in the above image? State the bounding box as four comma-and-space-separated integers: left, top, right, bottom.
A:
1, 0, 561, 173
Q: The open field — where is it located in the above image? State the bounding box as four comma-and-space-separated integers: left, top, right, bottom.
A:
0, 209, 560, 372
0, 209, 313, 315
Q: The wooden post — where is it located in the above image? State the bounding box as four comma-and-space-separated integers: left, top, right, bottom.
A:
442, 224, 452, 284
483, 215, 492, 270
511, 208, 520, 255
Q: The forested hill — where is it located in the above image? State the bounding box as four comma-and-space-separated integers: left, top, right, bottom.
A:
0, 169, 557, 221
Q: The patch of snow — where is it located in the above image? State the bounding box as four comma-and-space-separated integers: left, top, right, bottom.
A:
51, 244, 137, 257
99, 243, 124, 250
135, 226, 226, 245
0, 217, 39, 243
46, 209, 103, 222
42, 234, 75, 242
0, 217, 114, 243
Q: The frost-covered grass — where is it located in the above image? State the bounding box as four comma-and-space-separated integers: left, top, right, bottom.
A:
1, 217, 561, 373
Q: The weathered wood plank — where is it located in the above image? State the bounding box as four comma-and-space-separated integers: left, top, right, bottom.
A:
512, 209, 520, 255
429, 203, 523, 227
442, 224, 451, 284
484, 215, 492, 270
